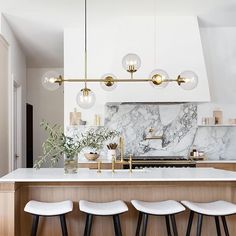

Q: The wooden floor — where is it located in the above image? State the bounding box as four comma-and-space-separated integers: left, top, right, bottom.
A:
1, 181, 236, 235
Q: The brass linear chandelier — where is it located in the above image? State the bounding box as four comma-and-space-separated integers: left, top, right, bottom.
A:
42, 0, 198, 109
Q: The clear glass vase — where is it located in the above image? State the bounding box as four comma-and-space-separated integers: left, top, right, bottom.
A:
64, 155, 78, 174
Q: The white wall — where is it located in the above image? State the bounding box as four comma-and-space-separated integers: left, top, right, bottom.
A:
0, 36, 9, 176
64, 16, 210, 127
0, 15, 27, 169
27, 68, 64, 165
198, 27, 236, 124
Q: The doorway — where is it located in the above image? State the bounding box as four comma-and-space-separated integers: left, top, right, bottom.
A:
13, 81, 22, 170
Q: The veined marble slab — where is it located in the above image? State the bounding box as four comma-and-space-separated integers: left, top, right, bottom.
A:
105, 103, 197, 157
194, 126, 236, 160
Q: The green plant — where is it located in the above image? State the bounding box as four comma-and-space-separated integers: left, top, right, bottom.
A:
34, 121, 120, 169
79, 128, 119, 151
34, 120, 82, 169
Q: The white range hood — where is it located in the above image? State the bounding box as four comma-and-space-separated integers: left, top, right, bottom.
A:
64, 16, 210, 125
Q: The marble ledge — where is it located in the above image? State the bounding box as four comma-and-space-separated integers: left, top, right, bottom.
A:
2, 168, 236, 183
196, 160, 236, 164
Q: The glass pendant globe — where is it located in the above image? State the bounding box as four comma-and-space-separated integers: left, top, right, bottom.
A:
41, 71, 60, 91
100, 73, 117, 91
122, 53, 141, 72
178, 71, 198, 90
76, 88, 96, 109
149, 69, 169, 88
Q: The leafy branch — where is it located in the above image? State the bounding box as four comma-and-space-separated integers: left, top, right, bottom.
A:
34, 121, 119, 169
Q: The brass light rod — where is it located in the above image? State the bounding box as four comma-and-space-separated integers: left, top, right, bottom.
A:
57, 78, 179, 83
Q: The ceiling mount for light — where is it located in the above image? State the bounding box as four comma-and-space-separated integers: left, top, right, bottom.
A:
42, 0, 198, 109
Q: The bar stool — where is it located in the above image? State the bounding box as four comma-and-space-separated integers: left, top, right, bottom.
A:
131, 200, 185, 236
24, 200, 73, 236
79, 200, 128, 236
182, 200, 236, 236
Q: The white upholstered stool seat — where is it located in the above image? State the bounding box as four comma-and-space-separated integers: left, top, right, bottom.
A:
79, 200, 128, 216
80, 200, 128, 236
181, 200, 236, 216
131, 200, 185, 215
24, 200, 73, 216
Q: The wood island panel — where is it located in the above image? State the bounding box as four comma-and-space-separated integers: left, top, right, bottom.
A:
196, 163, 236, 171
0, 183, 21, 236
1, 181, 236, 236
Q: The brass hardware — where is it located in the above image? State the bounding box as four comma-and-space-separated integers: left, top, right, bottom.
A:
127, 65, 137, 74
119, 137, 124, 162
97, 161, 102, 173
81, 87, 91, 96
55, 77, 181, 83
151, 74, 163, 85
144, 136, 163, 140
144, 127, 163, 140
104, 76, 115, 87
176, 75, 186, 85
112, 155, 116, 173
60, 78, 152, 83
129, 154, 132, 173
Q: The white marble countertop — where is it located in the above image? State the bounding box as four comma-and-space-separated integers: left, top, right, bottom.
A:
1, 168, 236, 182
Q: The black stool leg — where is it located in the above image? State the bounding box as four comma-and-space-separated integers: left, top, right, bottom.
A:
113, 214, 122, 236
186, 211, 194, 236
170, 214, 178, 236
136, 212, 143, 236
141, 214, 149, 236
215, 216, 222, 236
84, 214, 93, 236
31, 215, 39, 236
196, 214, 203, 236
60, 214, 68, 236
165, 215, 172, 236
221, 216, 229, 236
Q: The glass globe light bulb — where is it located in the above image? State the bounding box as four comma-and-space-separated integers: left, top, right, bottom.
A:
100, 73, 117, 91
178, 71, 198, 90
41, 71, 60, 91
149, 69, 169, 88
122, 53, 141, 73
76, 88, 96, 109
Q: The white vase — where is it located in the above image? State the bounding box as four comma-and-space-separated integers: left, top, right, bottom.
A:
107, 149, 117, 161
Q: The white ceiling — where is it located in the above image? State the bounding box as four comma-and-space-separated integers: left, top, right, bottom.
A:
0, 0, 236, 68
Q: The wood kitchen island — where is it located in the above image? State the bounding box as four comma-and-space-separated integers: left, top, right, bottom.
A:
1, 168, 236, 236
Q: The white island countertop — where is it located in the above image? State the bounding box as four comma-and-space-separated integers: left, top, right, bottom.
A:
2, 168, 236, 182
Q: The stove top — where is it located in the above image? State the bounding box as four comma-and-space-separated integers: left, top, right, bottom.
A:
127, 156, 188, 161
122, 155, 196, 169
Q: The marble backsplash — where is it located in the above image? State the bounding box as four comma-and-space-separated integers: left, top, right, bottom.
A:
67, 103, 236, 160
194, 127, 236, 160
105, 103, 198, 157
104, 103, 236, 160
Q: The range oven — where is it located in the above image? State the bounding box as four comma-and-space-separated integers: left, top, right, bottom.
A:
122, 156, 196, 169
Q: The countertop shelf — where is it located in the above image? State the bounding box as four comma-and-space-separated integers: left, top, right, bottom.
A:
198, 124, 236, 127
